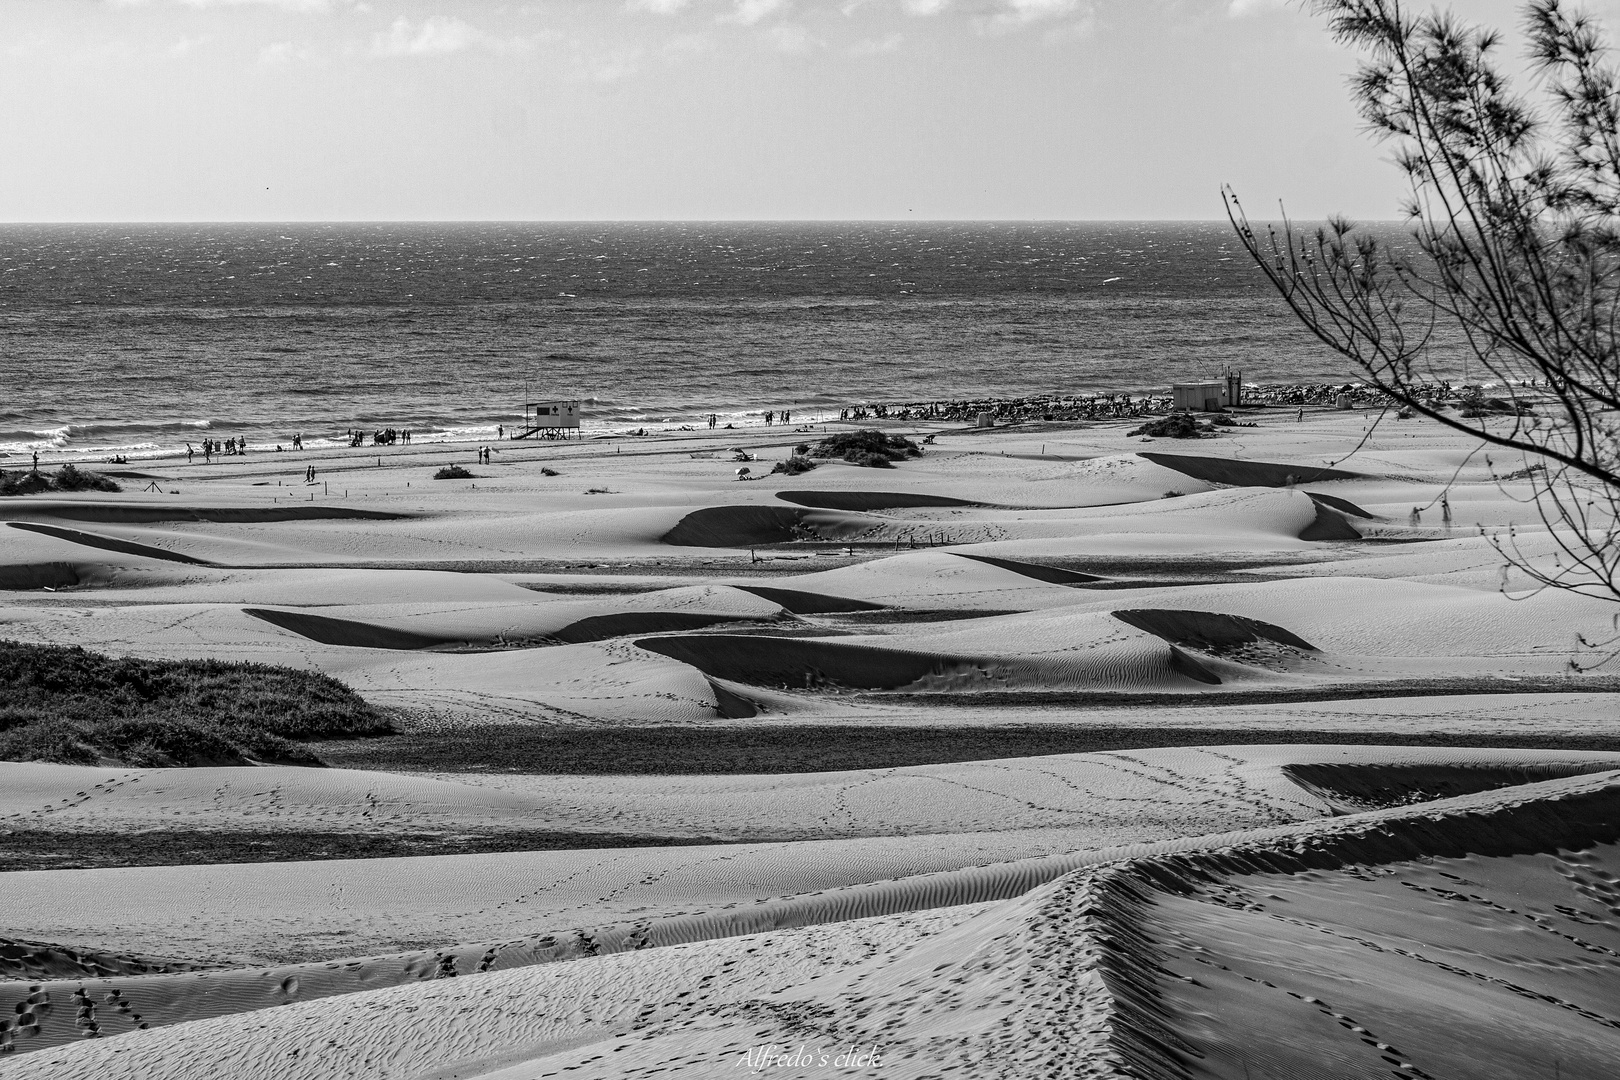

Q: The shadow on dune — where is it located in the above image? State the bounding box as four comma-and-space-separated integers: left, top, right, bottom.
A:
951, 552, 1106, 584
0, 503, 407, 524
774, 490, 981, 511
635, 633, 962, 690
1282, 760, 1620, 814
660, 505, 878, 547
0, 562, 82, 590
244, 607, 761, 651
1305, 490, 1378, 519
1140, 451, 1363, 487
636, 632, 1224, 690
6, 521, 214, 565
732, 585, 887, 613
1299, 499, 1366, 540
1112, 608, 1318, 653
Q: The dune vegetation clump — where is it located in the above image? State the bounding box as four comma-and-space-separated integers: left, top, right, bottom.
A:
432, 464, 475, 480
0, 464, 122, 497
771, 454, 818, 476
808, 430, 921, 467
1128, 413, 1214, 439
0, 641, 395, 767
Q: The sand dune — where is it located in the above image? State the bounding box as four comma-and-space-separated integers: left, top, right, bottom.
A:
0, 763, 581, 836
344, 639, 747, 723
5, 765, 1616, 1077
881, 486, 1365, 558
244, 585, 784, 650
638, 620, 1232, 692
755, 548, 1095, 611
87, 567, 546, 606
6, 414, 1619, 1076
635, 574, 1616, 693
2, 746, 1611, 971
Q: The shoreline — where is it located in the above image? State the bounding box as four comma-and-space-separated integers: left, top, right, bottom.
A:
3, 377, 1511, 468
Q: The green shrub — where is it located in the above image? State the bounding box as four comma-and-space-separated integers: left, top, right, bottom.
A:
433, 464, 474, 480
1128, 413, 1210, 439
771, 455, 819, 476
0, 641, 392, 767
53, 464, 120, 492
0, 465, 120, 496
808, 430, 921, 466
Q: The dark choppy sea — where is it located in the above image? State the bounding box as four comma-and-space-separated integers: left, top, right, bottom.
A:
2, 221, 1382, 461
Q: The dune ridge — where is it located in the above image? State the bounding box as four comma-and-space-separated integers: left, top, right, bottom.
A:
3, 766, 1615, 1072
950, 552, 1105, 584
634, 630, 1226, 692
773, 490, 980, 511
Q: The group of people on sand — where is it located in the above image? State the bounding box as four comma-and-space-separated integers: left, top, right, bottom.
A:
348, 428, 412, 448
762, 410, 793, 425
186, 438, 245, 463
477, 446, 496, 464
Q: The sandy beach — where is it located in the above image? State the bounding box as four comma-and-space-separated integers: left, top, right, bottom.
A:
3, 404, 1618, 1078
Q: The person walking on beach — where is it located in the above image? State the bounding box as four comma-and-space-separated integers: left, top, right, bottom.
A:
1441, 493, 1452, 527
31, 451, 39, 472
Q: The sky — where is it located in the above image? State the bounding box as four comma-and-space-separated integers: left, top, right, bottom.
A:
0, 0, 1613, 221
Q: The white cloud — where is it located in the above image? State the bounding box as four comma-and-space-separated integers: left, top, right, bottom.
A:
627, 0, 691, 13
576, 44, 645, 81
108, 0, 345, 10
848, 32, 903, 55
722, 0, 788, 26
371, 16, 482, 56
165, 34, 208, 56
258, 39, 310, 63
975, 0, 1095, 36
369, 16, 558, 58
765, 23, 821, 51
1227, 0, 1288, 15
991, 0, 1079, 25
901, 0, 949, 14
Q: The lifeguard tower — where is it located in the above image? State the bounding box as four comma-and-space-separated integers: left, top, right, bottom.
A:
515, 399, 582, 440
1171, 368, 1242, 412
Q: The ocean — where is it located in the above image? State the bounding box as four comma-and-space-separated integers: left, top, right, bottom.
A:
2, 220, 1383, 462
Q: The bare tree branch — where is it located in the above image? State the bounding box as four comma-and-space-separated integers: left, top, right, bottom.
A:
1226, 0, 1620, 604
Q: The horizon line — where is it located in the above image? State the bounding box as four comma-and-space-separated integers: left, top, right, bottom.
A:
0, 216, 1409, 226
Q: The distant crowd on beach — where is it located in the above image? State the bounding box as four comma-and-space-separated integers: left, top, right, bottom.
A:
186, 438, 247, 462
349, 428, 412, 447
